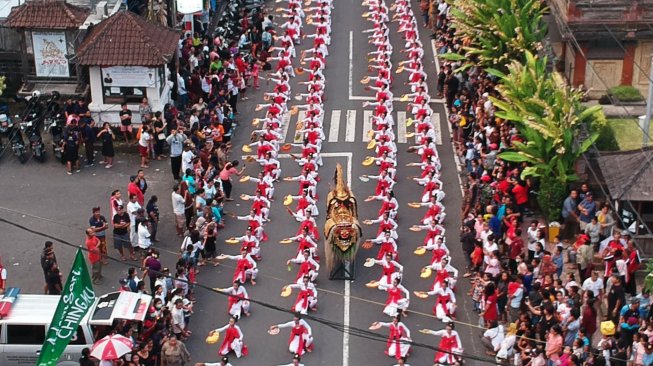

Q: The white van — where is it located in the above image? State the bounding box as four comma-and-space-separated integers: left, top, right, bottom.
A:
0, 291, 152, 366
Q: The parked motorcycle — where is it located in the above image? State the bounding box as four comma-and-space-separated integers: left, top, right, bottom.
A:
1, 114, 27, 163
21, 119, 45, 162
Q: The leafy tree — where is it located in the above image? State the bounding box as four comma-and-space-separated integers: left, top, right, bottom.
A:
488, 52, 606, 220
446, 0, 547, 71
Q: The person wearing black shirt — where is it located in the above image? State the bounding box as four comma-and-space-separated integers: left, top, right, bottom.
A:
74, 99, 89, 116
119, 102, 133, 144
607, 274, 626, 324
146, 195, 160, 242
46, 264, 63, 295
79, 118, 96, 166
113, 205, 134, 261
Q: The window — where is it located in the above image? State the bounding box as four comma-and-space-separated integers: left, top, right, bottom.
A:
69, 327, 87, 345
103, 86, 146, 105
6, 325, 46, 345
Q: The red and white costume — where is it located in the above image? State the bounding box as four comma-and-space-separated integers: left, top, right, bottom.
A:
214, 322, 248, 358
275, 319, 314, 356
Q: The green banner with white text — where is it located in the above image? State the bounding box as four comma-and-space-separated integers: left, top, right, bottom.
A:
37, 249, 96, 366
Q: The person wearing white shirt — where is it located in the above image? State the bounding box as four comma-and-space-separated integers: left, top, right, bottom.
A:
137, 220, 151, 252
481, 322, 504, 353
126, 195, 142, 248
171, 184, 187, 237
582, 271, 604, 299
181, 145, 195, 174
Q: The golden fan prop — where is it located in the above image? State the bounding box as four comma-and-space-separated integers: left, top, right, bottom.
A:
409, 226, 421, 232
413, 247, 426, 256
240, 194, 250, 201
252, 118, 260, 127
268, 327, 281, 335
365, 280, 379, 288
360, 76, 371, 85
362, 156, 374, 166
255, 104, 263, 111
400, 95, 409, 102
239, 175, 251, 183
366, 139, 376, 150
395, 66, 404, 74
281, 143, 292, 152
280, 286, 292, 297
290, 106, 299, 115
205, 332, 220, 344
420, 267, 432, 278
280, 238, 293, 244
406, 118, 414, 127
408, 202, 421, 208
414, 291, 429, 299
225, 238, 239, 245
283, 195, 293, 206
242, 145, 252, 153
363, 258, 375, 267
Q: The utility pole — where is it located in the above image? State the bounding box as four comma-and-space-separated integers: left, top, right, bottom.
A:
642, 54, 653, 147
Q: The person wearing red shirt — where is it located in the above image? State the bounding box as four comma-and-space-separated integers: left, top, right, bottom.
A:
508, 228, 524, 273
511, 179, 529, 214
128, 175, 144, 206
482, 282, 498, 327
85, 228, 102, 285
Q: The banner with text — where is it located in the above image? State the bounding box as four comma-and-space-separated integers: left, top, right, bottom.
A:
37, 249, 96, 366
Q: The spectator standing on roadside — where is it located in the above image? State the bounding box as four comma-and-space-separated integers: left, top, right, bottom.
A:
139, 124, 153, 169
97, 122, 115, 169
167, 129, 187, 181
128, 175, 145, 206
89, 207, 109, 264
577, 192, 596, 232
40, 241, 57, 294
146, 195, 160, 242
172, 184, 187, 237
119, 102, 134, 144
127, 194, 142, 248
561, 190, 579, 241
113, 204, 135, 261
0, 256, 6, 294
45, 263, 63, 295
79, 118, 96, 167
85, 228, 103, 285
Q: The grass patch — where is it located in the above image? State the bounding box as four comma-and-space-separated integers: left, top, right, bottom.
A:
608, 86, 645, 103
607, 118, 653, 151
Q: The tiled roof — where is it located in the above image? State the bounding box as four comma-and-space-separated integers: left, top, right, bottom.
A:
75, 11, 180, 66
6, 0, 89, 29
597, 147, 653, 202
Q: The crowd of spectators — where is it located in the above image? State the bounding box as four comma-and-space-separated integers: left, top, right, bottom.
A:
426, 1, 652, 365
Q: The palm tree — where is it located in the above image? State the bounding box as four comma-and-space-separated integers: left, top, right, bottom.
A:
488, 52, 606, 220
445, 0, 547, 71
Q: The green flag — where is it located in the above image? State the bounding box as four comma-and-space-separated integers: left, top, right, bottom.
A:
37, 249, 96, 366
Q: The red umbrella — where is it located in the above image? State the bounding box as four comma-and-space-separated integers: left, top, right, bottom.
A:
90, 334, 133, 360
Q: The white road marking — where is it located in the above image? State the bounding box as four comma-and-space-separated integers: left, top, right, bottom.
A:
349, 95, 444, 103
345, 110, 357, 142
362, 110, 373, 142
280, 112, 291, 141
431, 39, 440, 74
329, 110, 341, 142
432, 112, 443, 145
294, 111, 307, 142
349, 31, 354, 100
397, 111, 407, 143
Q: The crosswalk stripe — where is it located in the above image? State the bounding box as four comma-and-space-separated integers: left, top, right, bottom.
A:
280, 112, 291, 142
362, 110, 373, 142
293, 111, 307, 143
397, 111, 407, 144
276, 109, 442, 144
328, 110, 341, 142
432, 112, 442, 145
345, 110, 357, 142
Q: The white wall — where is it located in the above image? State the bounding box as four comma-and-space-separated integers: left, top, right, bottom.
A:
88, 66, 170, 125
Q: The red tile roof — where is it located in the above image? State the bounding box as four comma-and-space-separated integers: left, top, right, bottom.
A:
6, 0, 89, 29
76, 11, 180, 66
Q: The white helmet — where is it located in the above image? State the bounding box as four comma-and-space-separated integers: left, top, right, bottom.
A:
0, 114, 7, 123
32, 90, 41, 98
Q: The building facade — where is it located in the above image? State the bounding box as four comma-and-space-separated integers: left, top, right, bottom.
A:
548, 0, 653, 98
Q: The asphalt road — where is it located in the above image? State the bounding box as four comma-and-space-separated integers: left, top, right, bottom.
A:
0, 0, 487, 364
